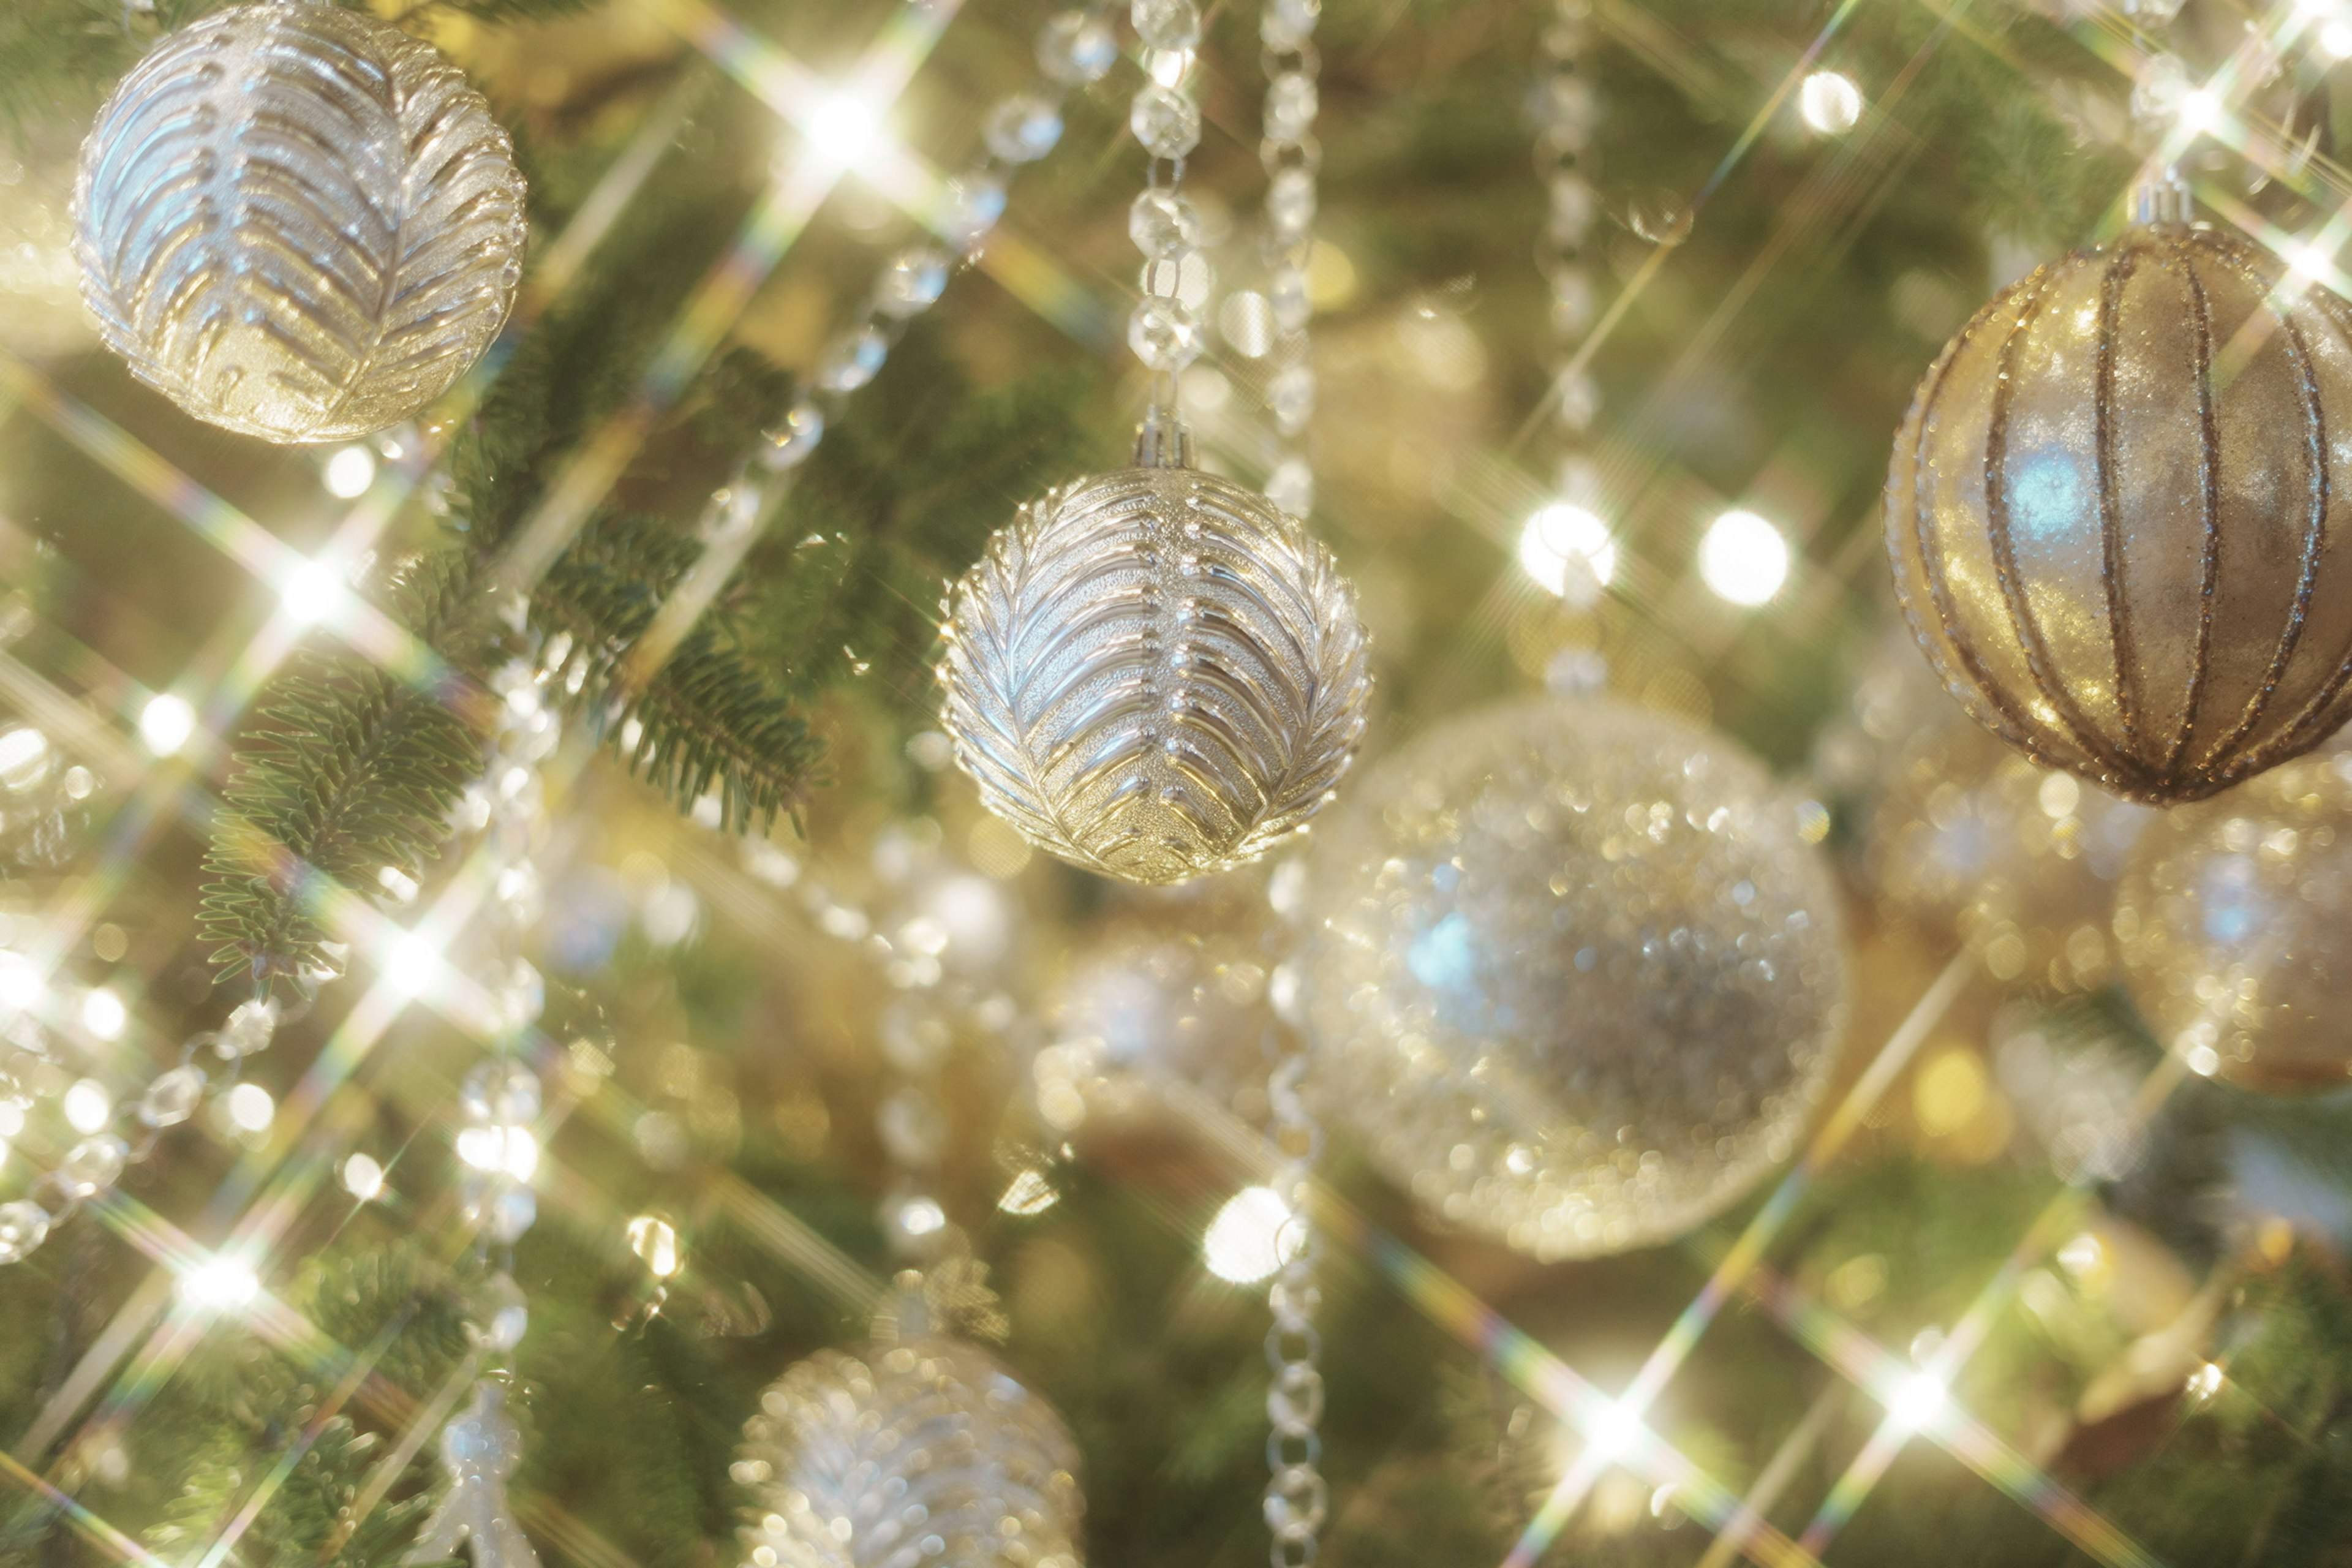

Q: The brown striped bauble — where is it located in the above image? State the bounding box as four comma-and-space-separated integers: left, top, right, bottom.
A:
1886, 223, 2352, 805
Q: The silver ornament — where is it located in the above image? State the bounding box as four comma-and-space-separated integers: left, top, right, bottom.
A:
408, 1381, 541, 1568
736, 1333, 1084, 1568
1300, 693, 1850, 1261
1032, 876, 1286, 1131
939, 428, 1370, 886
74, 2, 527, 444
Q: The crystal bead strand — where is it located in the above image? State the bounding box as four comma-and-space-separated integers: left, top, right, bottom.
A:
1262, 1040, 1327, 1568
410, 633, 562, 1568
0, 722, 279, 1267
1128, 0, 1212, 443
734, 826, 1020, 1257
1532, 0, 1603, 529
702, 4, 1119, 552
1251, 6, 1329, 1559
1257, 0, 1321, 519
0, 993, 281, 1265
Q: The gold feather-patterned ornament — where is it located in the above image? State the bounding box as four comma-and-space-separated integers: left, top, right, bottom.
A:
74, 1, 527, 445
938, 419, 1371, 885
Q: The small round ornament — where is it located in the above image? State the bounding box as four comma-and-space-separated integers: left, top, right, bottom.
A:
736, 1327, 1084, 1568
2113, 746, 2352, 1094
938, 425, 1371, 886
1300, 693, 1849, 1261
1030, 876, 1285, 1130
1868, 720, 2149, 992
74, 1, 527, 443
1887, 222, 2352, 805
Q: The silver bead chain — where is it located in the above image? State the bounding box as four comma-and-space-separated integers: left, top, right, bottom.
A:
1532, 0, 1602, 510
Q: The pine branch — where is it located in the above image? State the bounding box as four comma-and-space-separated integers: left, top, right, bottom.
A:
193, 108, 790, 984
743, 326, 1103, 712
198, 554, 503, 988
142, 1240, 469, 1568
533, 510, 822, 830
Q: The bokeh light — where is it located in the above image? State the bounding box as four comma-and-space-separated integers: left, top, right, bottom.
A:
322, 445, 376, 499
341, 1152, 385, 1201
1203, 1185, 1300, 1284
1518, 502, 1617, 608
138, 693, 195, 756
1800, 70, 1863, 135
1698, 510, 1790, 606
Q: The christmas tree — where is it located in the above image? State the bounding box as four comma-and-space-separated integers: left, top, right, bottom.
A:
1, 1, 2350, 1566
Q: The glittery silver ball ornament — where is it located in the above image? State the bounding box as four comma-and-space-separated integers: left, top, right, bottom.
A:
74, 2, 527, 443
736, 1333, 1084, 1568
1300, 694, 1850, 1261
939, 430, 1370, 886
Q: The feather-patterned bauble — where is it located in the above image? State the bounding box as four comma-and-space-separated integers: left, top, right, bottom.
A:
2113, 747, 2352, 1095
1887, 223, 2352, 805
74, 2, 527, 443
939, 447, 1370, 885
1300, 693, 1849, 1261
736, 1333, 1084, 1568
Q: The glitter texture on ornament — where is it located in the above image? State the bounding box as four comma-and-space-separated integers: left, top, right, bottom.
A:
1300, 693, 1849, 1261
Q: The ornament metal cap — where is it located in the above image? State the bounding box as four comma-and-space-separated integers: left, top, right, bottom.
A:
2132, 165, 2193, 227
1132, 405, 1196, 468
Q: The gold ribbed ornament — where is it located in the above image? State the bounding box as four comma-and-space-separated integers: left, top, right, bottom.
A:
1299, 693, 1849, 1261
735, 1327, 1084, 1568
1887, 223, 2352, 805
2113, 747, 2352, 1095
938, 432, 1370, 885
74, 1, 527, 443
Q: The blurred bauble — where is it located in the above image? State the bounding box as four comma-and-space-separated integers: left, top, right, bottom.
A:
0, 129, 94, 360
74, 2, 527, 442
737, 1326, 1084, 1568
2114, 748, 2352, 1093
1807, 617, 1950, 801
1989, 1001, 2150, 1183
1300, 693, 1849, 1261
938, 454, 1370, 886
0, 723, 97, 872
1887, 222, 2352, 805
1868, 722, 2149, 991
1031, 877, 1286, 1131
